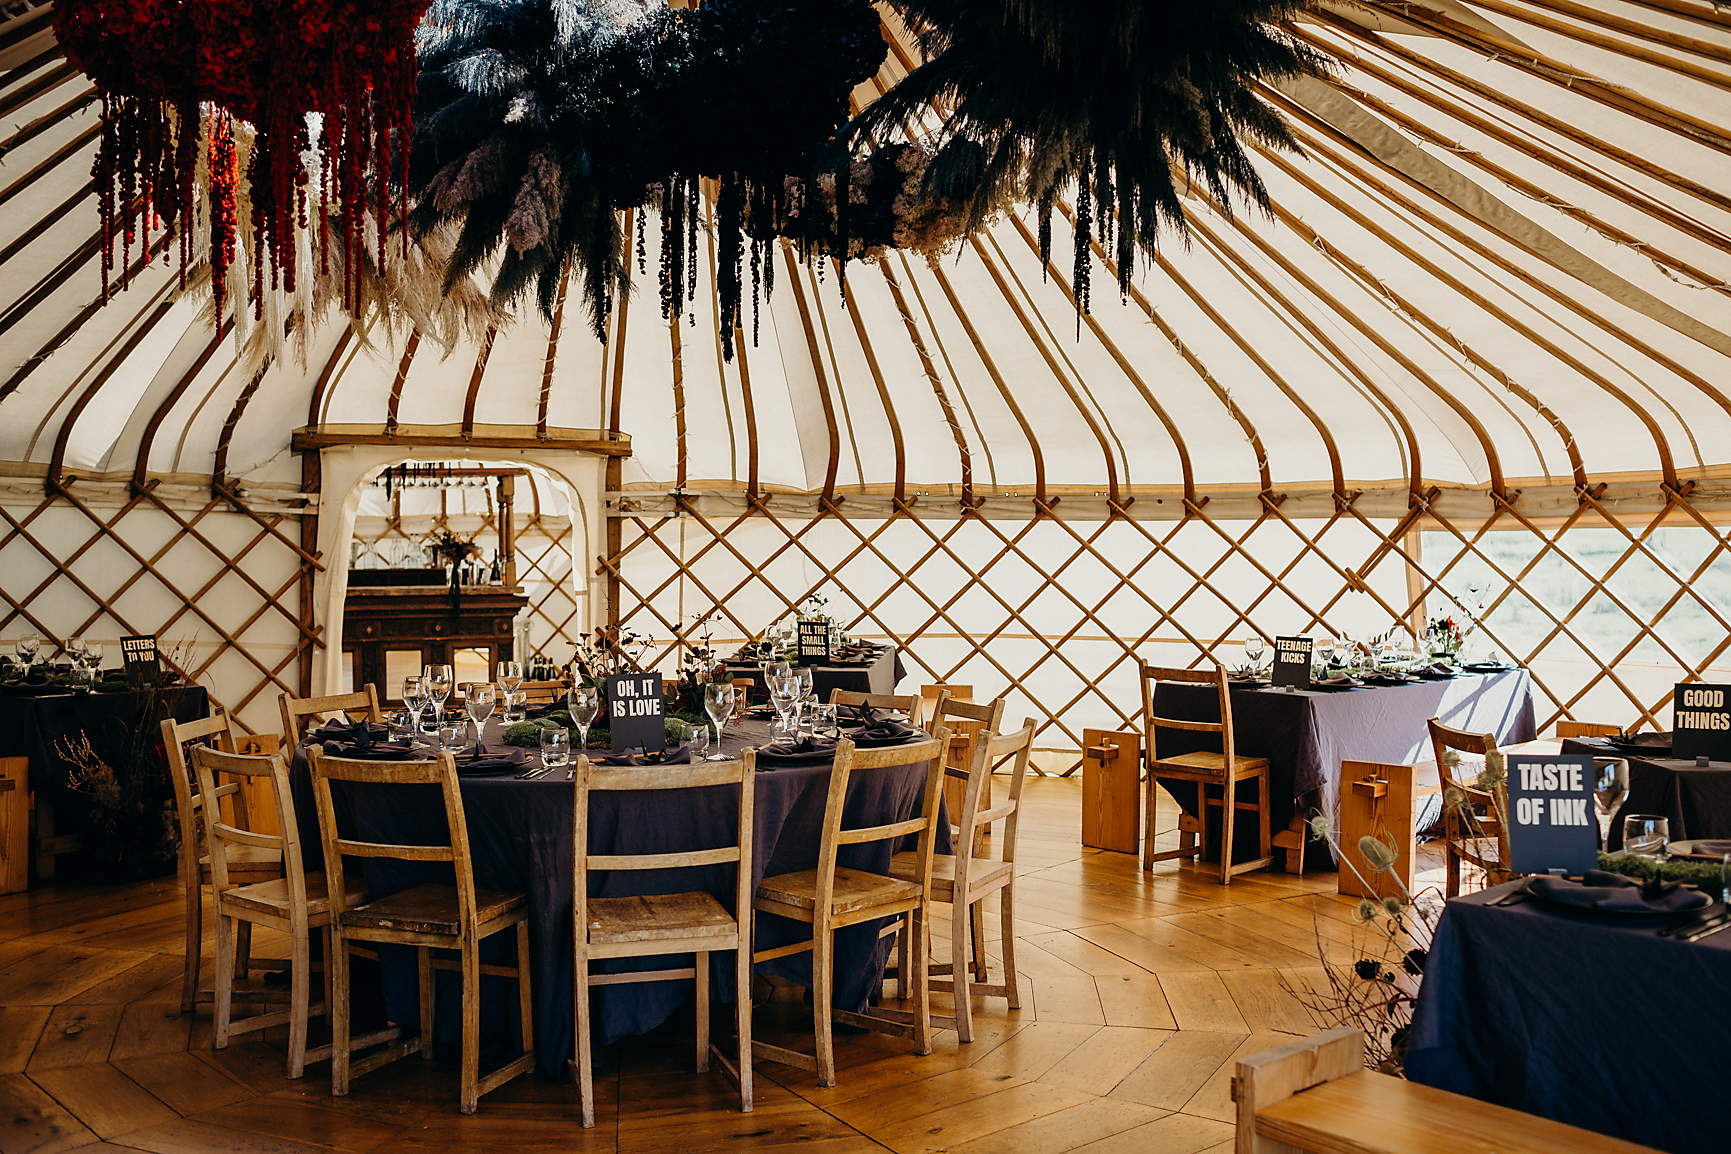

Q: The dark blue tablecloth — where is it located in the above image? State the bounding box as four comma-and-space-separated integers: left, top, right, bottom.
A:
1407, 880, 1731, 1153
1562, 735, 1731, 850
290, 718, 946, 1077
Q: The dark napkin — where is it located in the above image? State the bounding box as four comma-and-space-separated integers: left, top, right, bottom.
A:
312, 717, 388, 743
452, 745, 528, 775
838, 704, 908, 726
851, 719, 923, 748
1365, 672, 1414, 686
1313, 674, 1364, 690
596, 744, 692, 767
1530, 869, 1710, 914
1463, 661, 1513, 672
320, 739, 416, 760
755, 736, 839, 767
1686, 840, 1731, 857
1606, 731, 1672, 755
1415, 663, 1458, 679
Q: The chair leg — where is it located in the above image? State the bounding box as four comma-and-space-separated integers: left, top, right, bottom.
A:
951, 897, 974, 1044
287, 925, 310, 1079
1000, 881, 1020, 1010
213, 910, 234, 1050
895, 914, 910, 1001
418, 947, 434, 1060
1217, 781, 1235, 886
813, 924, 836, 1088
460, 943, 481, 1115
329, 930, 352, 1098
910, 907, 932, 1057
695, 951, 710, 1073
516, 920, 534, 1060
236, 919, 253, 982
181, 876, 202, 1014
735, 939, 753, 1113
970, 900, 988, 984
1257, 770, 1272, 864
1446, 842, 1462, 899
1141, 781, 1155, 871
575, 949, 596, 1128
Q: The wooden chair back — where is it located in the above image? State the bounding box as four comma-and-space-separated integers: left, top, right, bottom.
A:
809, 730, 950, 919
306, 748, 478, 932
1139, 663, 1238, 781
1427, 718, 1509, 891
1557, 720, 1624, 739
518, 679, 568, 704
921, 683, 973, 703
163, 712, 244, 878
929, 692, 999, 840
573, 755, 756, 941
280, 685, 383, 745
191, 747, 303, 914
827, 689, 926, 729
981, 721, 1036, 866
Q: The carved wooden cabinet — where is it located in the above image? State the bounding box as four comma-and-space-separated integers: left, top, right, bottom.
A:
343, 578, 527, 701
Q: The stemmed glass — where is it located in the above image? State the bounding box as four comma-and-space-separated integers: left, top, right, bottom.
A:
498, 661, 524, 695
703, 681, 736, 760
466, 684, 496, 741
403, 676, 429, 738
796, 665, 816, 733
568, 684, 599, 754
66, 637, 88, 669
424, 664, 453, 729
770, 674, 801, 739
1313, 637, 1336, 677
1593, 758, 1629, 848
16, 635, 40, 668
1243, 636, 1266, 677
83, 642, 102, 673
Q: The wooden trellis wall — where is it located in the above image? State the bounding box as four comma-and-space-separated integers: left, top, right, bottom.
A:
607, 483, 1731, 754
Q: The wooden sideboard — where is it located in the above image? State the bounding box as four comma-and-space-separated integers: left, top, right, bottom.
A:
343, 582, 528, 700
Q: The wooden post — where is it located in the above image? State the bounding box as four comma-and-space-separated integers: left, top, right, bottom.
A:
1081, 729, 1141, 855
0, 757, 26, 894
235, 735, 284, 837
498, 473, 517, 587
299, 449, 321, 697
1336, 760, 1419, 901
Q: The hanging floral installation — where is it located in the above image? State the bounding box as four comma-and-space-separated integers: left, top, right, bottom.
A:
55, 0, 433, 320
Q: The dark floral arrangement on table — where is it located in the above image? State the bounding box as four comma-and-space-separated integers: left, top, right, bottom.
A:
427, 528, 482, 614
672, 610, 728, 723
1426, 616, 1465, 657
568, 626, 652, 690
54, 0, 430, 320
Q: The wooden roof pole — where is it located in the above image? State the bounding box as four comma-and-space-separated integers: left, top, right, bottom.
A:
536, 275, 567, 440
839, 277, 909, 504
382, 331, 422, 436
460, 325, 498, 440
130, 318, 234, 493
779, 243, 842, 504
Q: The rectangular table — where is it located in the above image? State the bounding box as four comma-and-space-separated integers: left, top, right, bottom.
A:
1562, 735, 1731, 850
723, 645, 905, 703
1152, 669, 1535, 862
1407, 879, 1728, 1154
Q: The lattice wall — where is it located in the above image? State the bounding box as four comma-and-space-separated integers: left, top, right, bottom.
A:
608, 489, 1731, 756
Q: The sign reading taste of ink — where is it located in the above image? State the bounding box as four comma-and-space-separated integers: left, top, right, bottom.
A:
798, 618, 831, 664
1672, 684, 1731, 763
1272, 636, 1313, 690
605, 672, 664, 754
120, 634, 159, 689
1506, 753, 1599, 875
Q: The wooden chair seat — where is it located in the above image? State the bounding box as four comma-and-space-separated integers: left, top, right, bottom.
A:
1150, 750, 1270, 778
223, 872, 369, 923
198, 845, 283, 875
586, 892, 736, 945
755, 867, 921, 918
339, 882, 528, 937
888, 851, 1011, 899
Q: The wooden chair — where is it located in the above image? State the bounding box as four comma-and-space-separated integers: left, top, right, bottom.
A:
920, 683, 972, 704
826, 689, 927, 729
280, 685, 383, 745
1557, 720, 1625, 739
308, 748, 537, 1114
517, 679, 569, 704
888, 717, 1034, 1044
752, 730, 949, 1087
1139, 663, 1274, 885
1427, 719, 1510, 898
571, 755, 756, 1127
163, 712, 284, 1014
192, 746, 374, 1077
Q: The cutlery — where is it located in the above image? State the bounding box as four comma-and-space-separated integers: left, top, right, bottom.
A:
1682, 918, 1731, 943
1659, 907, 1728, 937
1489, 879, 1534, 907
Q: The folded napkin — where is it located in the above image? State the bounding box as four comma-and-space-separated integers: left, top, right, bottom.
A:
452, 745, 528, 775
1463, 661, 1513, 672
1687, 840, 1731, 857
838, 704, 905, 726
755, 736, 839, 767
1415, 663, 1458, 679
1313, 675, 1363, 690
851, 719, 923, 747
1606, 731, 1671, 754
596, 744, 692, 767
312, 717, 389, 746
320, 739, 417, 760
1365, 672, 1413, 686
1529, 869, 1709, 914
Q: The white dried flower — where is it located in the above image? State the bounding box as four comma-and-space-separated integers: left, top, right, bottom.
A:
1309, 814, 1334, 841
1359, 835, 1397, 872
1356, 899, 1380, 923
1382, 896, 1404, 917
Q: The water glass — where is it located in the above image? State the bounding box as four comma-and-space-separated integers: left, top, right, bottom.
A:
1622, 814, 1669, 861
497, 661, 524, 692
540, 728, 571, 768
502, 689, 527, 723
688, 724, 711, 761
816, 703, 839, 739
389, 710, 414, 742
437, 721, 465, 752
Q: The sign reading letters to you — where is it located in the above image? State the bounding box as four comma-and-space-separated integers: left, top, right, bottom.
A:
1672, 683, 1731, 763
798, 618, 831, 664
1272, 636, 1313, 690
120, 634, 159, 689
1506, 752, 1598, 875
606, 672, 664, 754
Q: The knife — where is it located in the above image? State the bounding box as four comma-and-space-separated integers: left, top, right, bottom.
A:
1489, 879, 1534, 907
1662, 910, 1729, 938
1682, 917, 1731, 943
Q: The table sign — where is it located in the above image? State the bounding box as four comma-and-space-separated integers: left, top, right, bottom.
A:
1272, 636, 1312, 690
798, 618, 831, 664
1672, 683, 1731, 762
1506, 752, 1598, 875
606, 672, 664, 754
120, 634, 159, 689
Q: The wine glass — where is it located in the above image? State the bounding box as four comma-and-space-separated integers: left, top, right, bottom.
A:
1622, 814, 1668, 863
1243, 636, 1266, 676
1314, 637, 1336, 675
466, 684, 496, 737
497, 661, 524, 693
770, 675, 801, 738
1593, 758, 1629, 848
402, 676, 429, 736
796, 666, 815, 730
568, 685, 599, 753
424, 664, 453, 726
16, 635, 40, 667
84, 642, 102, 672
703, 681, 736, 760
66, 637, 88, 669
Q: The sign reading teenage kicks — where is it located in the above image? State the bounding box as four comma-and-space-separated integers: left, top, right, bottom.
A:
606, 673, 664, 754
1506, 753, 1598, 875
1673, 684, 1731, 762
1272, 636, 1312, 690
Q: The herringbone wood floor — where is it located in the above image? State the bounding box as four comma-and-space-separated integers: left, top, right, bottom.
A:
0, 778, 1404, 1154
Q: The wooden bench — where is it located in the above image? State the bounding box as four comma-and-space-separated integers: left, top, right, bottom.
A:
1233, 1028, 1662, 1154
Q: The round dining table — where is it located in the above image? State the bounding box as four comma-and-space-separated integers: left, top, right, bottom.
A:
288, 714, 948, 1078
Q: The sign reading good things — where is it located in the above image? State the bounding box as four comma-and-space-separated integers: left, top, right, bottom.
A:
1506, 753, 1599, 875
1272, 636, 1313, 690
605, 672, 664, 754
1672, 684, 1731, 763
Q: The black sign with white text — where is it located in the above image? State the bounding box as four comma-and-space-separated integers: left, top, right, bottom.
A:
606, 672, 664, 754
1507, 753, 1599, 875
1672, 684, 1731, 762
1272, 636, 1313, 690
120, 634, 159, 689
798, 618, 831, 665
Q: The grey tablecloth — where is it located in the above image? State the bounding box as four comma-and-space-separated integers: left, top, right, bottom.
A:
1562, 735, 1731, 850
723, 645, 905, 704
1407, 879, 1729, 1153
289, 717, 947, 1077
1151, 669, 1535, 862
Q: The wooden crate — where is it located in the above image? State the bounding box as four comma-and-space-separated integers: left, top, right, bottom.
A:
0, 757, 25, 894
1337, 760, 1422, 901
235, 733, 283, 837
1081, 729, 1141, 855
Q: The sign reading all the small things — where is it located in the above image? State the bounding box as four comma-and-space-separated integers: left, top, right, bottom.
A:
120, 634, 159, 689
1272, 636, 1312, 690
605, 672, 664, 754
798, 618, 831, 665
1672, 684, 1731, 763
1506, 752, 1599, 875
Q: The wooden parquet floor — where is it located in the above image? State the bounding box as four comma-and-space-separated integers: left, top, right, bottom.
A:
0, 778, 1393, 1154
